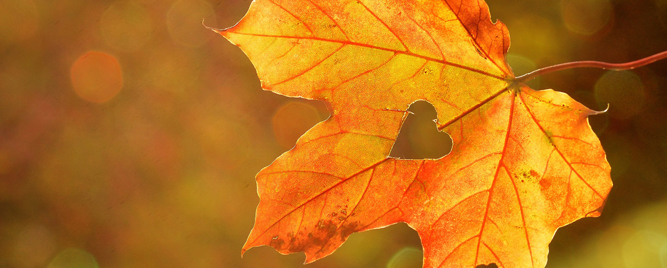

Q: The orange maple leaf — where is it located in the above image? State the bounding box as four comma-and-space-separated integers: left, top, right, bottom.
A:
215, 0, 612, 267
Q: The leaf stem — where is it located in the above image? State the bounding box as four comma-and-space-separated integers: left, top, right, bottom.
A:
515, 50, 667, 83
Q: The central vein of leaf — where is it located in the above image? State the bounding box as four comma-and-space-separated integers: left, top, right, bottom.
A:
473, 91, 516, 267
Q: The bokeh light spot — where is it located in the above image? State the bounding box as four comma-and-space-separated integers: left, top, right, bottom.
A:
560, 0, 612, 36
594, 71, 645, 119
387, 247, 422, 268
70, 51, 124, 104
166, 0, 216, 47
622, 230, 667, 268
0, 0, 38, 42
272, 101, 323, 149
101, 0, 153, 52
661, 243, 667, 268
48, 248, 99, 268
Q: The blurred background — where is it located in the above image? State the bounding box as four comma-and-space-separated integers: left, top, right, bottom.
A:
0, 0, 665, 267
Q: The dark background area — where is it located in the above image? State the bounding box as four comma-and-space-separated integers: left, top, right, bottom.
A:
0, 0, 665, 267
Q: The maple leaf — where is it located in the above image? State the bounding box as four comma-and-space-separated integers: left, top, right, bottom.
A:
215, 0, 612, 267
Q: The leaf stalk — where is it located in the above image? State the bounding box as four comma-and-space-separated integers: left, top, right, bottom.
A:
515, 50, 667, 83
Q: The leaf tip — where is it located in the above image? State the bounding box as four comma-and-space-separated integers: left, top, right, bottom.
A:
303, 253, 320, 265
241, 237, 257, 258
589, 103, 610, 116
201, 18, 230, 36
241, 242, 250, 257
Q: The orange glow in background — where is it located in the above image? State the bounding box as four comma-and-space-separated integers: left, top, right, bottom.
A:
70, 51, 123, 103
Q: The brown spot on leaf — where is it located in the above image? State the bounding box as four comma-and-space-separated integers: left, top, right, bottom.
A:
539, 178, 551, 191
339, 221, 359, 239
288, 236, 305, 252
517, 169, 540, 183
530, 170, 539, 178
269, 236, 285, 250
312, 219, 337, 248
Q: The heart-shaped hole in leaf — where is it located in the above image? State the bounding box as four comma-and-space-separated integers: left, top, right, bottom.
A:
390, 100, 452, 159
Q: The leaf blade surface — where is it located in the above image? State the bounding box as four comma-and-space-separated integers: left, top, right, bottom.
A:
219, 1, 612, 267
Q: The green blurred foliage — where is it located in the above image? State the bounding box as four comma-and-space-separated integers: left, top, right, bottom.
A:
0, 0, 665, 267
